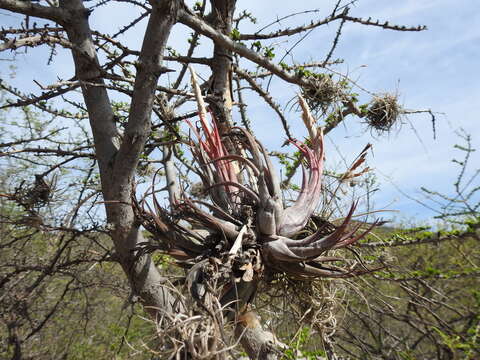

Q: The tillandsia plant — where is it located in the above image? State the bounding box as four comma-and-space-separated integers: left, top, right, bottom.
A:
133, 69, 378, 322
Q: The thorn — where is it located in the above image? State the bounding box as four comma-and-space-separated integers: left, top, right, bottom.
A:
157, 65, 175, 74
84, 9, 93, 18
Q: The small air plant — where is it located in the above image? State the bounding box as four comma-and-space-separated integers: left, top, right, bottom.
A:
366, 93, 402, 133
133, 68, 378, 316
301, 75, 342, 115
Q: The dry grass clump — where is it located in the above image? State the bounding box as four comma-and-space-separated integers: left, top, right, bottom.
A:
302, 76, 342, 115
366, 93, 401, 133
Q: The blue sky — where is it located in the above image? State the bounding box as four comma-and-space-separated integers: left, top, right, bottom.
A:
233, 0, 480, 223
1, 0, 478, 225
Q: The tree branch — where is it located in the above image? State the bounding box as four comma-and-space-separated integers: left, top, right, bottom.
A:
0, 0, 68, 23
0, 33, 72, 52
235, 67, 293, 140
179, 8, 313, 89
112, 0, 179, 185
238, 12, 426, 40
58, 0, 181, 314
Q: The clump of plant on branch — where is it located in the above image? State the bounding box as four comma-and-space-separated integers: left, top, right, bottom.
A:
131, 69, 379, 357
301, 74, 344, 116
365, 93, 402, 134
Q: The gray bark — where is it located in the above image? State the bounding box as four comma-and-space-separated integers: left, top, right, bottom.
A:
0, 0, 67, 22
235, 312, 280, 360
58, 0, 181, 314
208, 0, 236, 130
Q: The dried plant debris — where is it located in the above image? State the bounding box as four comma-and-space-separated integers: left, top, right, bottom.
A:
366, 93, 402, 133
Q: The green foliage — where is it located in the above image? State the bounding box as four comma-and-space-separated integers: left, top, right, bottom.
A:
193, 1, 202, 12
337, 219, 480, 359
281, 327, 326, 360
230, 28, 241, 41
294, 66, 327, 79
0, 215, 155, 359
359, 103, 370, 115
263, 46, 275, 60
0, 133, 154, 359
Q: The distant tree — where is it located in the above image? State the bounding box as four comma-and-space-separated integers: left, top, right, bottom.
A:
0, 1, 429, 358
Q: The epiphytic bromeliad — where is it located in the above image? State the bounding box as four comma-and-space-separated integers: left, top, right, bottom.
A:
133, 69, 378, 316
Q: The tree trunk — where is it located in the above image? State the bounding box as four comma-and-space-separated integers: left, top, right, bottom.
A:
236, 311, 280, 360
59, 0, 181, 314
208, 0, 236, 132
